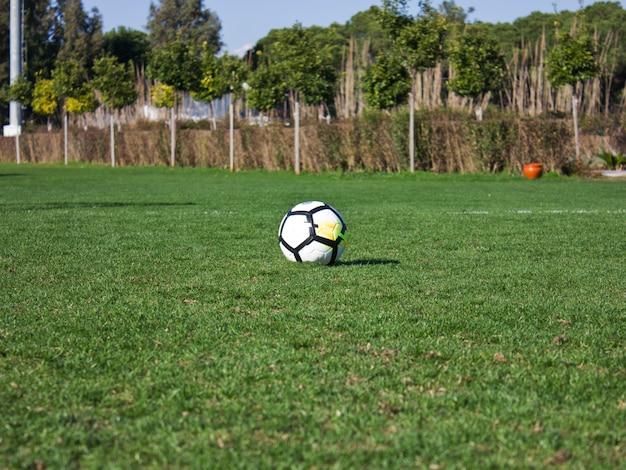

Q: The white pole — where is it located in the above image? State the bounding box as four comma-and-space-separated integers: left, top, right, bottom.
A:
64, 113, 68, 165
295, 101, 300, 175
110, 114, 115, 167
409, 91, 415, 173
3, 0, 22, 139
15, 133, 20, 164
170, 107, 176, 167
229, 102, 234, 172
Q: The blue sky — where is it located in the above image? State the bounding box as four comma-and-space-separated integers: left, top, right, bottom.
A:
82, 0, 625, 56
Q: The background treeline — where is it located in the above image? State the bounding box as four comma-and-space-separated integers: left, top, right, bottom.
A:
1, 0, 626, 172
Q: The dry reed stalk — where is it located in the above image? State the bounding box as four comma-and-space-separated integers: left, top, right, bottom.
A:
336, 36, 370, 119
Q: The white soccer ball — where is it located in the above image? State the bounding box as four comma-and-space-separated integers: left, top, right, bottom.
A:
278, 201, 347, 265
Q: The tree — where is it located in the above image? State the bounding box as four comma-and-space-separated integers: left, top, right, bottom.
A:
7, 77, 33, 106
148, 37, 202, 166
93, 55, 138, 166
265, 24, 337, 108
93, 56, 137, 110
547, 15, 599, 160
64, 85, 97, 116
345, 6, 391, 61
193, 48, 248, 170
148, 37, 202, 94
379, 0, 447, 172
56, 0, 103, 71
23, 0, 63, 81
251, 23, 337, 174
102, 27, 150, 67
150, 83, 176, 167
52, 57, 89, 103
147, 0, 222, 51
363, 52, 410, 109
438, 0, 473, 25
246, 64, 287, 116
194, 48, 248, 129
31, 74, 59, 131
52, 57, 96, 163
447, 26, 505, 120
151, 83, 175, 109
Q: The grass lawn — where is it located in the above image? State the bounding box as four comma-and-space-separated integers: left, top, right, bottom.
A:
1, 164, 625, 469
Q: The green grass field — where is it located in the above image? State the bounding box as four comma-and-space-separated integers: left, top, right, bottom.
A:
1, 164, 625, 469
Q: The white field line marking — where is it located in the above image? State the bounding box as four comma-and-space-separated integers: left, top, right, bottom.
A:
452, 209, 626, 215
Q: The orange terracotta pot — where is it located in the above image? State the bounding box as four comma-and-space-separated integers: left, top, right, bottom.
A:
523, 163, 543, 179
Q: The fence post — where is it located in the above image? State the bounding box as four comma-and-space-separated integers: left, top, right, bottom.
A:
295, 101, 300, 175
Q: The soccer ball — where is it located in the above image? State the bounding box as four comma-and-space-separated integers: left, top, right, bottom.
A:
278, 201, 347, 265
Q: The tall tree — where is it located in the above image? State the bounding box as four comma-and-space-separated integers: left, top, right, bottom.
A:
379, 0, 447, 172
260, 24, 337, 108
93, 55, 138, 166
547, 14, 599, 160
31, 74, 59, 131
345, 6, 390, 61
147, 0, 222, 51
447, 26, 505, 120
52, 56, 96, 163
103, 27, 151, 68
438, 0, 472, 25
56, 0, 103, 71
194, 48, 248, 128
363, 52, 410, 109
148, 36, 202, 166
23, 0, 63, 81
246, 64, 287, 118
251, 23, 336, 174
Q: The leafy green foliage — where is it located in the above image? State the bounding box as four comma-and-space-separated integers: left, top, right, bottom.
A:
379, 0, 413, 40
597, 150, 626, 170
7, 77, 33, 105
147, 37, 202, 93
194, 49, 249, 103
343, 6, 390, 60
92, 56, 137, 109
447, 26, 505, 99
279, 24, 336, 106
64, 85, 97, 114
363, 53, 410, 109
52, 57, 89, 100
31, 75, 59, 117
380, 0, 448, 75
547, 25, 599, 88
438, 0, 473, 25
22, 0, 62, 81
395, 7, 448, 73
246, 63, 287, 113
147, 0, 222, 51
1, 166, 625, 468
55, 0, 103, 70
151, 83, 175, 109
102, 27, 151, 67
